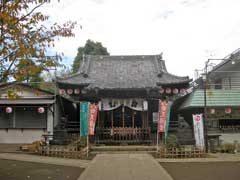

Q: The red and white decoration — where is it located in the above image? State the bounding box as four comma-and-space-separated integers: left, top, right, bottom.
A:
38, 107, 45, 114
180, 88, 186, 94
173, 88, 179, 94
88, 104, 99, 135
60, 87, 188, 96
159, 88, 164, 94
192, 114, 205, 150
158, 101, 169, 133
165, 88, 171, 94
225, 107, 231, 114
59, 89, 66, 95
74, 89, 80, 94
210, 108, 215, 114
6, 107, 12, 113
67, 89, 73, 95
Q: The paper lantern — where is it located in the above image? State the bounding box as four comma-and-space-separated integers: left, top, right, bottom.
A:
74, 89, 80, 94
180, 88, 186, 94
59, 89, 65, 95
225, 107, 231, 114
166, 88, 171, 94
159, 88, 164, 94
38, 107, 45, 113
6, 107, 12, 113
210, 108, 215, 114
67, 89, 73, 95
173, 88, 179, 94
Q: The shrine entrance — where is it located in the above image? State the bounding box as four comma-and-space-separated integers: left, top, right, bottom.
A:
95, 99, 150, 144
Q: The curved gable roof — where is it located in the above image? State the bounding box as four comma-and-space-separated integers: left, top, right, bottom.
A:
57, 55, 190, 89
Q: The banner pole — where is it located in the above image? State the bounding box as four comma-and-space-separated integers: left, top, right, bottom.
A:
87, 135, 89, 158
156, 130, 159, 152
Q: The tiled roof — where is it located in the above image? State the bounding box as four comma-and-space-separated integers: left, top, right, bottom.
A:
180, 89, 240, 109
57, 55, 190, 90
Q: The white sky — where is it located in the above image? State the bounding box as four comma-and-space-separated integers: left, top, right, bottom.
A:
41, 0, 240, 78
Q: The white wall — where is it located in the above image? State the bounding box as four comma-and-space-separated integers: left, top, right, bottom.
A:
0, 129, 46, 143
220, 133, 240, 143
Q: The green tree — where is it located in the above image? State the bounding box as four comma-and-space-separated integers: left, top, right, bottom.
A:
72, 39, 109, 73
0, 0, 76, 82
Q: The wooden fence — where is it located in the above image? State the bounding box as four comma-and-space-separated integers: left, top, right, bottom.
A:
39, 146, 88, 159
95, 127, 151, 143
158, 147, 206, 158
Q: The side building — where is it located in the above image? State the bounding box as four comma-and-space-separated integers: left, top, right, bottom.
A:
0, 83, 55, 143
180, 49, 240, 145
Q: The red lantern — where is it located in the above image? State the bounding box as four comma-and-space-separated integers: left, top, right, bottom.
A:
225, 107, 231, 114
74, 89, 80, 94
38, 107, 45, 113
173, 88, 179, 94
166, 88, 171, 94
67, 89, 73, 95
59, 89, 65, 95
159, 88, 164, 94
210, 108, 215, 114
180, 88, 186, 94
6, 107, 12, 113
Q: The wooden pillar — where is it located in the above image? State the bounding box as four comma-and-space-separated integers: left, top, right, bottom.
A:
97, 110, 100, 127
141, 112, 147, 128
132, 110, 135, 128
111, 110, 113, 128
122, 106, 125, 128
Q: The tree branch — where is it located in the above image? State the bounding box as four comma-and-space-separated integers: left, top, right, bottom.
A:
13, 2, 45, 26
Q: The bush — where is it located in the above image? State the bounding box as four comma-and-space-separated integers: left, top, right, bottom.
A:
166, 134, 178, 149
220, 143, 235, 153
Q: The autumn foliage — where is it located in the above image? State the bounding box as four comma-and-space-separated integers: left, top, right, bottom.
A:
0, 0, 76, 82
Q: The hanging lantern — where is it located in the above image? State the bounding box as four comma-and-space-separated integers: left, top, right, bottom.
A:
210, 108, 215, 114
159, 88, 164, 94
180, 88, 186, 94
67, 89, 73, 95
173, 88, 179, 94
59, 89, 65, 95
225, 107, 231, 114
166, 88, 171, 94
6, 107, 12, 113
38, 107, 45, 113
74, 89, 80, 94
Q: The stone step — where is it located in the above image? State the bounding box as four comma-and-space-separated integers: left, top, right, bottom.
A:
91, 145, 157, 152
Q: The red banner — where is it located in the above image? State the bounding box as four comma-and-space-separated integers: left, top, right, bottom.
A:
88, 104, 99, 135
158, 101, 168, 133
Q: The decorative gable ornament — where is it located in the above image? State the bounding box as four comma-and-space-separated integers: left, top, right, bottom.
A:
6, 107, 12, 113
225, 107, 231, 114
38, 107, 45, 114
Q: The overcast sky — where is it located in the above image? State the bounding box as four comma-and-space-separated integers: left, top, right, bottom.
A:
42, 0, 240, 78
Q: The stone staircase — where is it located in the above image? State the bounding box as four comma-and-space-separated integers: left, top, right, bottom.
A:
90, 145, 157, 154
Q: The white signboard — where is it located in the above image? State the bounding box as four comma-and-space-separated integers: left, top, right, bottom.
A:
152, 112, 159, 123
192, 114, 205, 150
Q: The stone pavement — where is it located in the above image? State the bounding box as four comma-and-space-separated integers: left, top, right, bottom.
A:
78, 154, 173, 180
158, 153, 240, 163
0, 153, 89, 168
